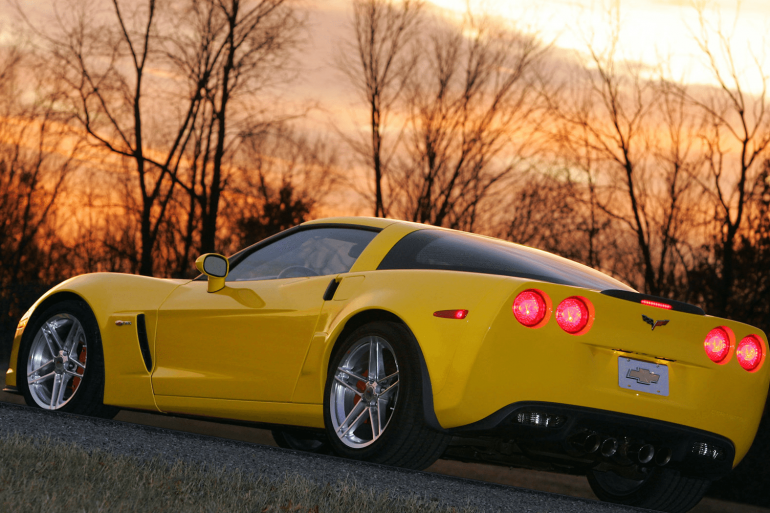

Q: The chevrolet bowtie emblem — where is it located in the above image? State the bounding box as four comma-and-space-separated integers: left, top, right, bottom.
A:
642, 314, 669, 331
627, 367, 660, 385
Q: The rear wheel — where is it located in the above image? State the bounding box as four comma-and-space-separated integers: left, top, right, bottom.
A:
587, 467, 711, 513
19, 300, 119, 419
323, 321, 450, 470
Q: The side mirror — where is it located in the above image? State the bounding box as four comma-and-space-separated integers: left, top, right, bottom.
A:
195, 253, 229, 293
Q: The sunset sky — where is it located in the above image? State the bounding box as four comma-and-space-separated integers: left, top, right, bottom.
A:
4, 0, 768, 98
303, 0, 769, 97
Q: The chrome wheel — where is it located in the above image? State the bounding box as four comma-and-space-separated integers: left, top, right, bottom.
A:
329, 335, 400, 448
26, 313, 87, 410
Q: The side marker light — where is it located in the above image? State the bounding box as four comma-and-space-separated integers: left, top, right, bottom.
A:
434, 309, 468, 320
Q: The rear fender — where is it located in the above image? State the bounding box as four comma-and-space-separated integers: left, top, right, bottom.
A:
290, 270, 518, 430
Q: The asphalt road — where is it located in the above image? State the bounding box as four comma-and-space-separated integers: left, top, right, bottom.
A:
0, 402, 656, 513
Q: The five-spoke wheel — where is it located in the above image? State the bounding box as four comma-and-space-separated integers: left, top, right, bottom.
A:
26, 313, 88, 410
329, 335, 400, 448
19, 300, 118, 418
323, 321, 450, 469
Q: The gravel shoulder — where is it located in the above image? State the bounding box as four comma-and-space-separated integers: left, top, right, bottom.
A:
0, 401, 652, 513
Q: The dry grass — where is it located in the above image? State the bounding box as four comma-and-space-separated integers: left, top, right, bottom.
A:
0, 433, 475, 513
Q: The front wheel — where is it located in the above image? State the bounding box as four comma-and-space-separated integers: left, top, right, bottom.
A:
18, 300, 119, 419
323, 321, 450, 470
587, 467, 711, 513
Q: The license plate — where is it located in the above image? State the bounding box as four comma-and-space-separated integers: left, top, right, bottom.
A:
618, 357, 669, 396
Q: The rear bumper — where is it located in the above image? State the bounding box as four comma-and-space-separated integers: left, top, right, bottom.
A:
431, 283, 769, 467
447, 401, 734, 480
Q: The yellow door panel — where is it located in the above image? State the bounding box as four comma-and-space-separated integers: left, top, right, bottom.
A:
152, 277, 329, 402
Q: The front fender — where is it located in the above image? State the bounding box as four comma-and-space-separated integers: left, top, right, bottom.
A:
6, 273, 186, 411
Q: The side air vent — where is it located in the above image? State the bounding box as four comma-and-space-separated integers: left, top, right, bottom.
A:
136, 314, 153, 372
601, 290, 705, 315
323, 278, 340, 301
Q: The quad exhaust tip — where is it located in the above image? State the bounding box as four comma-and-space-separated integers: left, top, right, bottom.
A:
600, 438, 619, 458
571, 433, 602, 453
655, 447, 672, 466
572, 433, 672, 467
638, 444, 655, 464
584, 433, 602, 453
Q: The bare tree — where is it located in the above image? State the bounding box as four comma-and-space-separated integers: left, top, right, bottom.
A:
165, 0, 304, 260
337, 0, 423, 217
0, 46, 85, 357
23, 0, 302, 275
547, 5, 702, 296
392, 11, 545, 231
684, 4, 770, 315
226, 126, 340, 251
0, 49, 84, 282
31, 0, 189, 276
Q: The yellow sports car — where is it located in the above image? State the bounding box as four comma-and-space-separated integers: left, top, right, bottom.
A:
5, 217, 769, 512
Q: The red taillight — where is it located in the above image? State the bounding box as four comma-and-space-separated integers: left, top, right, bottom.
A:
513, 290, 548, 327
641, 299, 672, 310
556, 297, 591, 334
434, 309, 468, 319
703, 327, 730, 364
737, 335, 764, 371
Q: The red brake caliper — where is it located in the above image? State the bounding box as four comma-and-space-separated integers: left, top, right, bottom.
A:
353, 370, 368, 411
70, 347, 87, 391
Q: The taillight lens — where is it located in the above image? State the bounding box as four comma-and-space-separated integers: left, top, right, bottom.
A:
737, 336, 764, 371
556, 297, 591, 334
703, 327, 730, 363
513, 290, 548, 327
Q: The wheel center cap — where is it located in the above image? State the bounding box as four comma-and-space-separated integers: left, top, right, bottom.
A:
54, 350, 68, 374
363, 383, 378, 402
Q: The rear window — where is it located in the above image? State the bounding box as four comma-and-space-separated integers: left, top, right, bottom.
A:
377, 230, 633, 291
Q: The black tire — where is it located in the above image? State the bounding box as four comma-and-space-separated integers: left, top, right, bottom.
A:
322, 321, 450, 470
18, 299, 119, 419
271, 428, 332, 454
587, 467, 711, 513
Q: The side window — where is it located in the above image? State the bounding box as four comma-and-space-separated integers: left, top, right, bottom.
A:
226, 227, 378, 281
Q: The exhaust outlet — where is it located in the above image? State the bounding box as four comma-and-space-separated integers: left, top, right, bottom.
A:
638, 444, 655, 464
655, 447, 672, 466
583, 433, 602, 454
601, 438, 619, 458
570, 433, 602, 454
